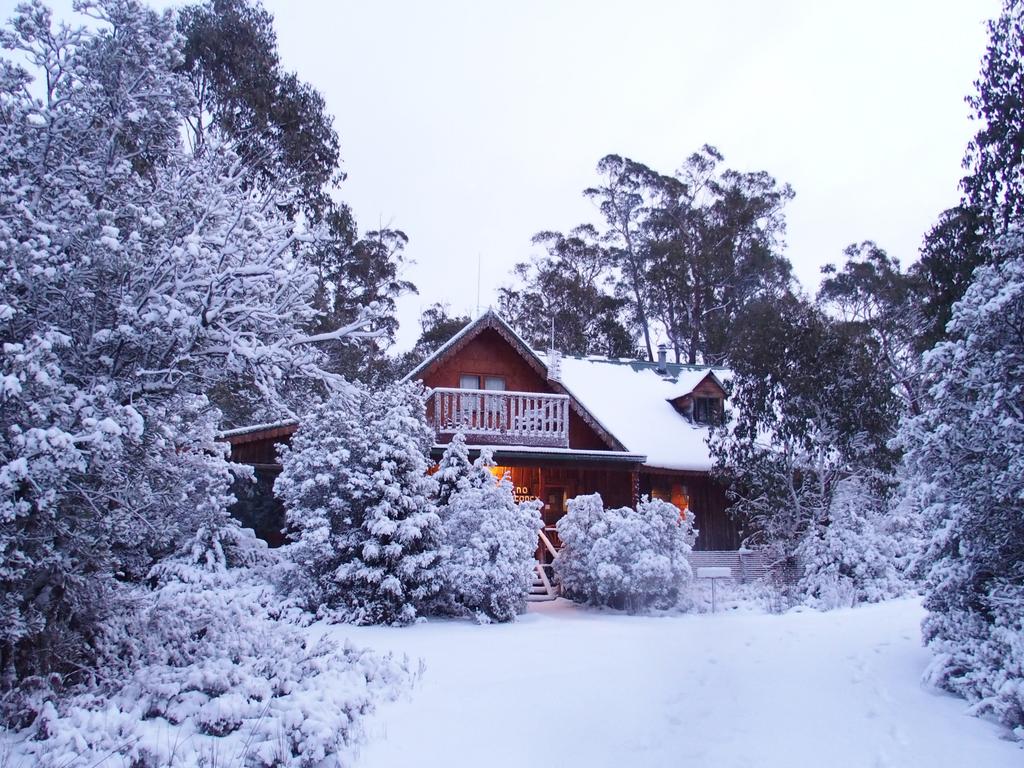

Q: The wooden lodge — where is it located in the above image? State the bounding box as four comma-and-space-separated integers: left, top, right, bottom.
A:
405, 310, 740, 553
222, 310, 742, 558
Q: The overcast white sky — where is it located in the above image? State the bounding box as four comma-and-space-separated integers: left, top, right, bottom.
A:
2, 1, 1003, 349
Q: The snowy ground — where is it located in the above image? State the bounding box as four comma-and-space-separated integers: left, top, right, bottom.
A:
336, 597, 1021, 768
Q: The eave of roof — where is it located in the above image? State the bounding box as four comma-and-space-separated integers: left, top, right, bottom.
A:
219, 420, 298, 444
430, 444, 647, 465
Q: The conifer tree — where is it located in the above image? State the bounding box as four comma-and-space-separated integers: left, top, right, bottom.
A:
278, 381, 447, 625
896, 234, 1024, 735
795, 477, 906, 608
435, 429, 473, 508
440, 450, 544, 626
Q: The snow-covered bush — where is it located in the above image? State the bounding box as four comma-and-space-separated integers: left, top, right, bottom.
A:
896, 234, 1024, 739
277, 381, 447, 625
0, 1, 375, 702
15, 525, 415, 768
795, 477, 906, 609
555, 494, 696, 613
436, 439, 542, 623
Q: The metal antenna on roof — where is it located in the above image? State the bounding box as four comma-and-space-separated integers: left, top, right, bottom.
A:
550, 313, 555, 350
476, 253, 481, 318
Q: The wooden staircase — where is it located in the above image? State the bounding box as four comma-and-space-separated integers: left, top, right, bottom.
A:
526, 528, 560, 602
527, 563, 558, 602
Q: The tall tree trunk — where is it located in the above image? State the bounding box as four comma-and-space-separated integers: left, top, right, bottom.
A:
617, 209, 653, 361
633, 284, 654, 362
688, 274, 702, 365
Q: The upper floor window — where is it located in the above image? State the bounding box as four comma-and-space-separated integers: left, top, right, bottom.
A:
459, 374, 506, 391
693, 396, 723, 426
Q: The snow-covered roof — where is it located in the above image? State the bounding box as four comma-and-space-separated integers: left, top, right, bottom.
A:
554, 356, 730, 472
219, 419, 298, 441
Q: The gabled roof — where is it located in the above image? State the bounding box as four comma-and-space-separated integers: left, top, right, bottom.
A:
664, 369, 728, 402
403, 309, 626, 451
402, 308, 541, 383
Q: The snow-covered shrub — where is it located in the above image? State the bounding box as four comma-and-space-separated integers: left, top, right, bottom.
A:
896, 233, 1024, 738
278, 381, 447, 625
436, 441, 542, 623
795, 476, 906, 609
555, 494, 696, 613
17, 525, 415, 768
552, 493, 605, 602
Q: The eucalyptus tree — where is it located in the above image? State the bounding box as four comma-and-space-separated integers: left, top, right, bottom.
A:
819, 241, 923, 414
584, 155, 658, 360
643, 146, 793, 365
499, 226, 635, 357
709, 295, 900, 555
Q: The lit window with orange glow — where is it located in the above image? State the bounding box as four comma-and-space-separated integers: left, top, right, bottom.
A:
671, 483, 689, 514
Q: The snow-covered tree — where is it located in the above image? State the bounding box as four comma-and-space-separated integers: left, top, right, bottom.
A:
795, 476, 906, 609
278, 381, 447, 625
709, 295, 900, 558
436, 444, 542, 623
434, 428, 474, 507
555, 493, 696, 613
896, 232, 1024, 738
0, 0, 374, 704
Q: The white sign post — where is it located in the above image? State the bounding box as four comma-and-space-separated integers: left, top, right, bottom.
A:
696, 566, 732, 613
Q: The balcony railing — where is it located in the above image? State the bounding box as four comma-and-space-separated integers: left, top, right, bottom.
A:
428, 387, 570, 448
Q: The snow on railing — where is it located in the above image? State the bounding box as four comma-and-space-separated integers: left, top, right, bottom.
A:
429, 387, 570, 448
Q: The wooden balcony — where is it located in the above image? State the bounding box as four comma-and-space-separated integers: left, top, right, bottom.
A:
428, 387, 570, 448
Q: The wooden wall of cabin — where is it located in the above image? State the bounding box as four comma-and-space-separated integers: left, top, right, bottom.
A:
225, 432, 293, 547
420, 328, 551, 393
640, 471, 740, 551
227, 429, 293, 465
230, 467, 287, 547
417, 327, 609, 450
490, 463, 636, 522
224, 428, 744, 552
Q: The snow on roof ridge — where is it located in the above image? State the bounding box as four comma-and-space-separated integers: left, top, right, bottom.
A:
219, 419, 298, 439
403, 308, 543, 383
